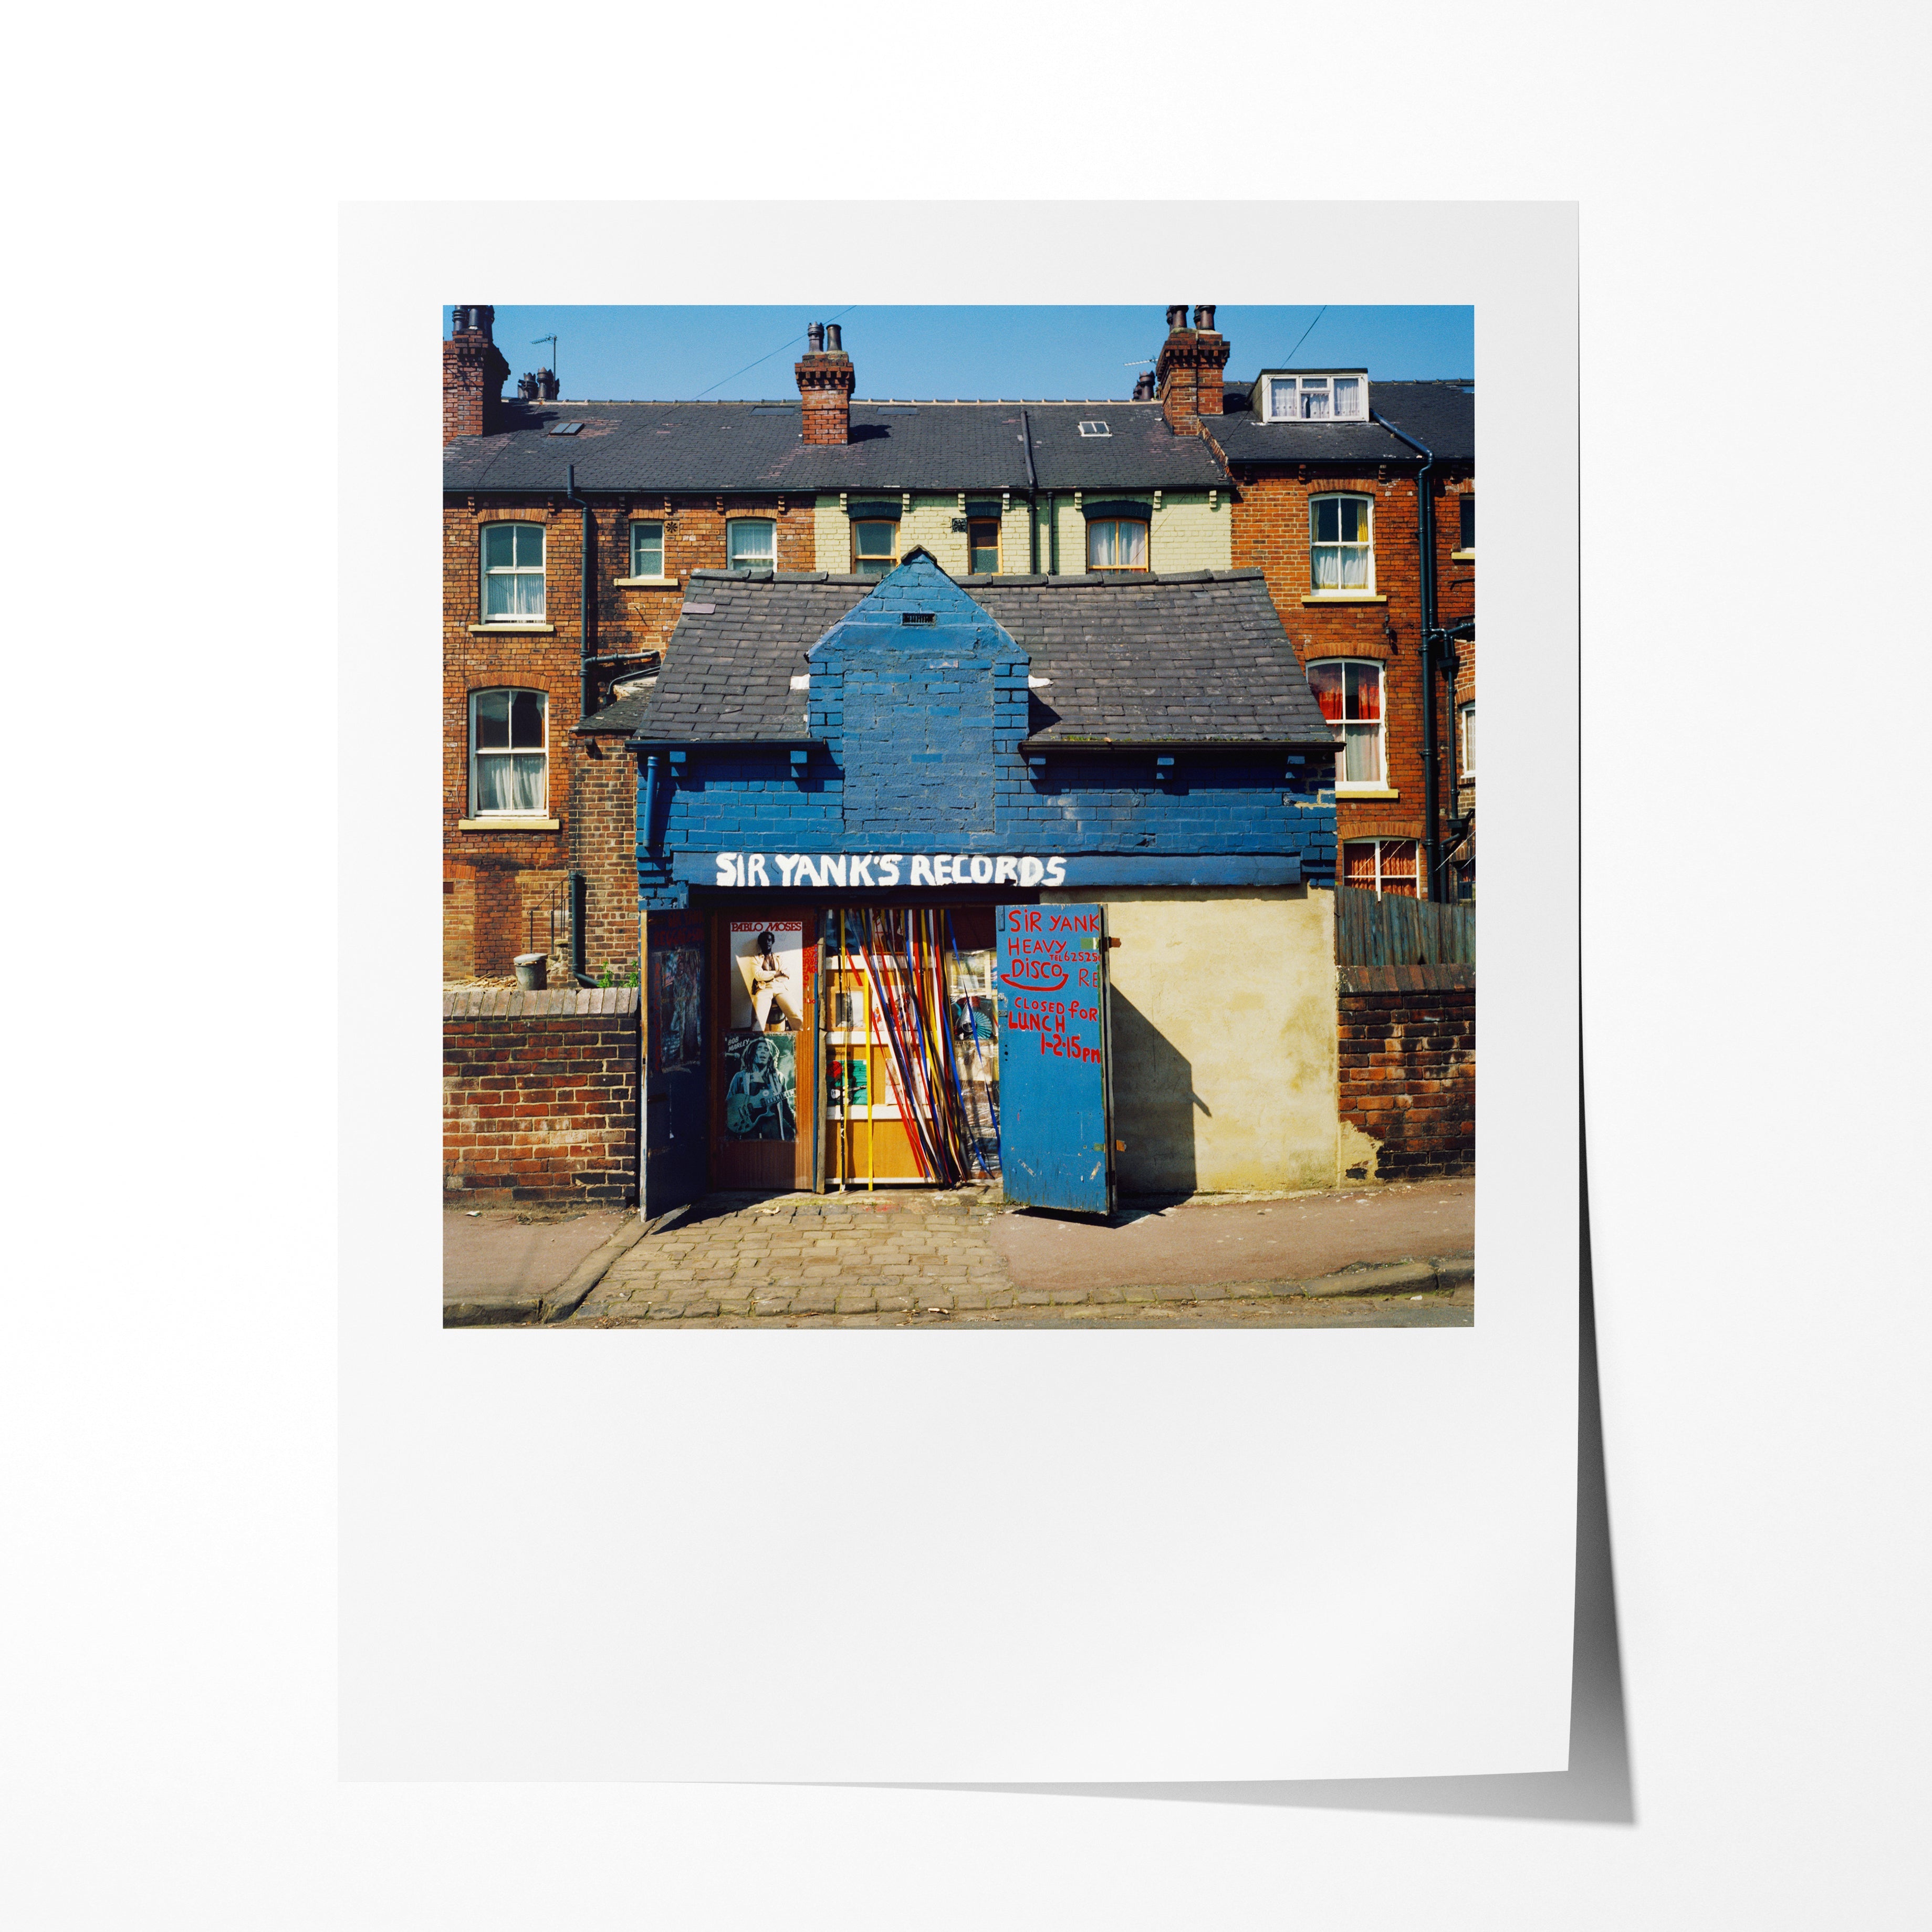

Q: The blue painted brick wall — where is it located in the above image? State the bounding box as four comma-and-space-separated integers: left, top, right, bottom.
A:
640, 555, 1336, 908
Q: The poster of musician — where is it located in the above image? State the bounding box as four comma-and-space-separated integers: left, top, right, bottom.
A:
728, 921, 806, 1033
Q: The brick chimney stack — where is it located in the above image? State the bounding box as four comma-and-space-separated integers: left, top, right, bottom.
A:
795, 319, 855, 445
444, 305, 510, 443
1154, 302, 1230, 435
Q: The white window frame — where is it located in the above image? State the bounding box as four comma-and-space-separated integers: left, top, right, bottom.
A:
1309, 492, 1375, 593
1344, 837, 1421, 899
479, 521, 546, 622
1308, 656, 1387, 792
1077, 420, 1111, 437
850, 518, 899, 579
1086, 518, 1149, 571
725, 517, 776, 571
468, 687, 548, 819
1263, 373, 1369, 422
1459, 701, 1475, 779
630, 519, 665, 578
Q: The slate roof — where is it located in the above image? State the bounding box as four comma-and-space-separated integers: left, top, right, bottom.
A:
444, 400, 1228, 495
1371, 380, 1476, 463
1210, 378, 1474, 467
598, 566, 1339, 751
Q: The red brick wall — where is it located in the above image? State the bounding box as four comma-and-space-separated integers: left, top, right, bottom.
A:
568, 736, 640, 975
1227, 466, 1459, 878
443, 988, 640, 1204
444, 493, 818, 976
1433, 473, 1476, 864
1336, 964, 1475, 1181
444, 501, 578, 975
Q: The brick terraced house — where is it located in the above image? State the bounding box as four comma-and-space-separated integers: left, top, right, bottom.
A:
1207, 365, 1475, 901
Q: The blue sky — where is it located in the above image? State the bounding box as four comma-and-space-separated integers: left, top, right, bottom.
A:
445, 305, 1475, 402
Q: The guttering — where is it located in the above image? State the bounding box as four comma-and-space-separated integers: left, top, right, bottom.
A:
624, 736, 822, 754
563, 462, 594, 717
1371, 410, 1442, 902
1020, 408, 1040, 574
1020, 735, 1335, 751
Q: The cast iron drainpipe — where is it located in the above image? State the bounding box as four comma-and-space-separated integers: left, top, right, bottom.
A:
1020, 408, 1040, 573
563, 461, 594, 717
1371, 410, 1442, 902
562, 462, 599, 986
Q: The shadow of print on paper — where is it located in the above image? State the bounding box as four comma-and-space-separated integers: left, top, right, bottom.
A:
872, 1082, 1633, 1825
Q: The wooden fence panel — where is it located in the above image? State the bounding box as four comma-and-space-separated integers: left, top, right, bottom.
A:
1335, 887, 1476, 966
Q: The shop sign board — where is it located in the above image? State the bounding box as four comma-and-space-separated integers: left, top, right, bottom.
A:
994, 903, 1114, 1216
712, 852, 1067, 889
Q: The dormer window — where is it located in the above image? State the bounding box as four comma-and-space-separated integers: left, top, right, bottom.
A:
1263, 373, 1368, 422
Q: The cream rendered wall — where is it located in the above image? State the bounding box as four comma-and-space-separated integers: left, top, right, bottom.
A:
813, 494, 1024, 577
1043, 492, 1230, 575
1042, 886, 1339, 1196
812, 495, 1225, 578
997, 503, 1033, 573
812, 495, 850, 573
897, 495, 972, 573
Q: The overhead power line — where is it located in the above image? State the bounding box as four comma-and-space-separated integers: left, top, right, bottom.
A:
696, 307, 858, 400
1283, 306, 1327, 364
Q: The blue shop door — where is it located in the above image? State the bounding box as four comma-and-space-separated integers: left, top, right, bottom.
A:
995, 903, 1115, 1216
642, 910, 709, 1217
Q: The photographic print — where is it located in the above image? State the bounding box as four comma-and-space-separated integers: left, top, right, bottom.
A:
441, 301, 1476, 1329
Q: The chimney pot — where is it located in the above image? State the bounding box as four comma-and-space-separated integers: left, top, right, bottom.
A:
1153, 303, 1229, 436
444, 305, 508, 442
795, 325, 855, 444
537, 367, 559, 401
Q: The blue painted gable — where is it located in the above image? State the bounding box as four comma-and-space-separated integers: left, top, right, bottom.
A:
807, 551, 1027, 845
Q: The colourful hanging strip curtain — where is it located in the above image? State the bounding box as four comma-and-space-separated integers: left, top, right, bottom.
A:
845, 906, 990, 1188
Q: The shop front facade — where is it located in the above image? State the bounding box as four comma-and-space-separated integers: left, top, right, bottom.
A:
618, 552, 1346, 1216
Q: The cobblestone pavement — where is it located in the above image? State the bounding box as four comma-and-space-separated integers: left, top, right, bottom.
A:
570, 1186, 1474, 1328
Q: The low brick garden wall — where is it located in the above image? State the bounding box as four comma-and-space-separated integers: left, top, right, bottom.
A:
1338, 963, 1475, 1182
443, 987, 640, 1205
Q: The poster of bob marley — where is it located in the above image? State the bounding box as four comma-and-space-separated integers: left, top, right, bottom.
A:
724, 921, 804, 1141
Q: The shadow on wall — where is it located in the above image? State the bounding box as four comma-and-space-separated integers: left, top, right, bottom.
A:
1107, 987, 1207, 1198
